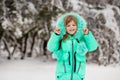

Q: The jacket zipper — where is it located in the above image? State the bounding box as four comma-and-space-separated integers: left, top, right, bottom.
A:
68, 52, 71, 65
70, 40, 74, 80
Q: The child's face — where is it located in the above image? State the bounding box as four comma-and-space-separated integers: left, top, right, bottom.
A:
66, 20, 77, 35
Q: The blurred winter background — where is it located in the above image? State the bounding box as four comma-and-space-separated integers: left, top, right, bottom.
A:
0, 0, 120, 80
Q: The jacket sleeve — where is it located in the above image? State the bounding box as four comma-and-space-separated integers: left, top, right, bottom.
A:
83, 31, 99, 52
47, 32, 62, 52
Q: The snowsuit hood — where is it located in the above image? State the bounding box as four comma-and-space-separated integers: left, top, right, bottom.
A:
56, 12, 87, 40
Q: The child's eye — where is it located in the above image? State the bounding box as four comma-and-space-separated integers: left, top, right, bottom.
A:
72, 24, 76, 26
67, 25, 70, 27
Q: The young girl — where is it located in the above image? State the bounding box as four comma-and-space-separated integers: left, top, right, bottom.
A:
47, 13, 98, 80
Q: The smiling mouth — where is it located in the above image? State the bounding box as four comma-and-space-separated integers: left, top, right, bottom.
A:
69, 29, 75, 31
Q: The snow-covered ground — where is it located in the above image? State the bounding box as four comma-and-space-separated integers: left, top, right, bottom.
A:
0, 58, 120, 80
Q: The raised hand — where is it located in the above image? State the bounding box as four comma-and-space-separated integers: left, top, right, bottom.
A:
83, 27, 89, 35
54, 27, 60, 35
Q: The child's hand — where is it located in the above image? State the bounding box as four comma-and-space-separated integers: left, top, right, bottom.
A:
83, 28, 89, 35
54, 27, 60, 35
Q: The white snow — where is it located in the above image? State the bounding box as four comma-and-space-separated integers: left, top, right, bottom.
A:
69, 0, 80, 10
16, 13, 23, 25
24, 18, 33, 24
0, 58, 56, 80
103, 5, 120, 40
27, 2, 38, 15
0, 58, 120, 80
93, 4, 120, 41
51, 0, 64, 11
2, 18, 13, 29
86, 64, 120, 80
14, 27, 22, 38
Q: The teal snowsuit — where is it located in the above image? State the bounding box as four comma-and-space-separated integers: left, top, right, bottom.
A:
47, 13, 98, 80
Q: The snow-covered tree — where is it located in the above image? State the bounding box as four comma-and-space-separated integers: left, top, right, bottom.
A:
0, 0, 120, 66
